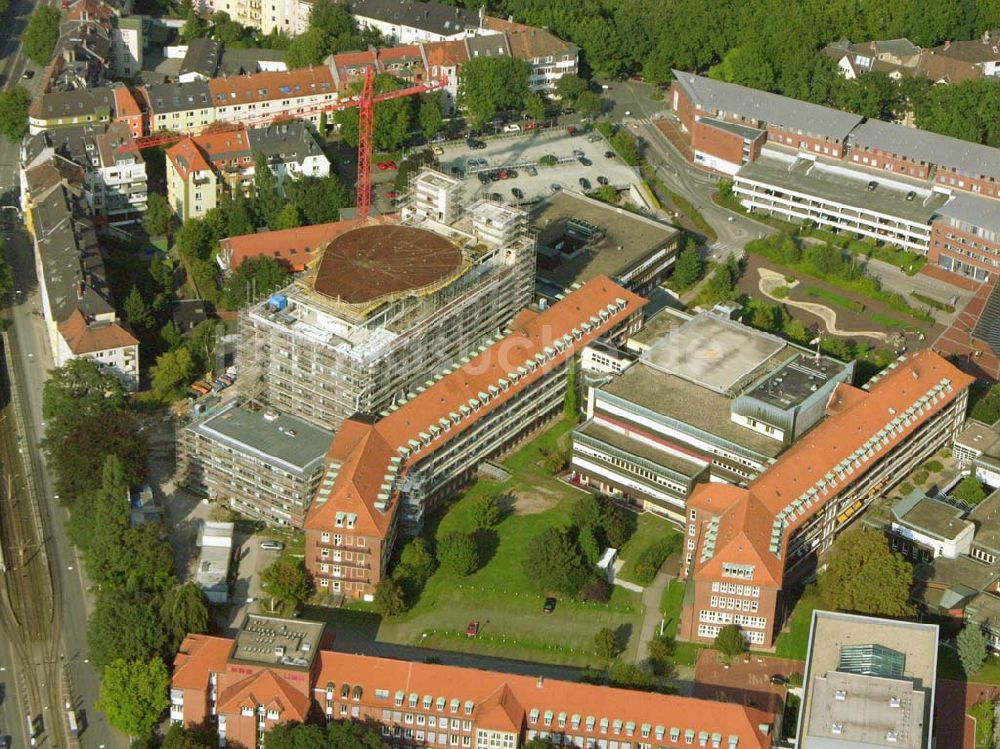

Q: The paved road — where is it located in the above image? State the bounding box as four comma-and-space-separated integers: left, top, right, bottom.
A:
633, 569, 672, 667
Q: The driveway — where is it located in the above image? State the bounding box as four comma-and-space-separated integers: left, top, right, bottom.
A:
633, 569, 673, 666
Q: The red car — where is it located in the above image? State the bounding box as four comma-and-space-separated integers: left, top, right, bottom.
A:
567, 126, 577, 135
386, 190, 398, 199
466, 621, 480, 637
377, 160, 397, 171
498, 170, 509, 180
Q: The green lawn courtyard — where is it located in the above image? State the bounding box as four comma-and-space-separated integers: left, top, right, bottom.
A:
310, 418, 683, 668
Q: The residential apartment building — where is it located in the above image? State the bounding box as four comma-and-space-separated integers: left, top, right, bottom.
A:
797, 611, 938, 749
23, 121, 148, 226
571, 310, 853, 524
349, 0, 484, 44
496, 27, 579, 95
29, 87, 117, 135
171, 614, 777, 749
677, 350, 974, 649
180, 400, 333, 527
165, 121, 329, 221
22, 156, 139, 389
668, 70, 1000, 282
110, 15, 143, 77
143, 80, 217, 134
304, 277, 645, 599
236, 171, 536, 434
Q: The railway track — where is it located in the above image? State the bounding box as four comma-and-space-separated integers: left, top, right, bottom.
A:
0, 327, 65, 749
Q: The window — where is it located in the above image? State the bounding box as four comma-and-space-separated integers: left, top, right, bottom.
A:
464, 700, 474, 715
409, 694, 419, 708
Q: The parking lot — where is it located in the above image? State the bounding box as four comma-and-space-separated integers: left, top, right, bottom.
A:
436, 129, 641, 206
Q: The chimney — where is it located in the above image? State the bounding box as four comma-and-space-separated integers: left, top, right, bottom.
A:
944, 40, 952, 50
536, 676, 544, 688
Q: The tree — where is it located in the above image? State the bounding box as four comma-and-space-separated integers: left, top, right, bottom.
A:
374, 578, 407, 616
524, 93, 547, 122
709, 46, 776, 91
124, 286, 154, 333
671, 241, 703, 289
42, 358, 125, 449
457, 57, 532, 130
579, 525, 601, 566
253, 151, 283, 228
0, 255, 13, 301
469, 494, 501, 529
161, 725, 218, 749
523, 527, 590, 595
151, 346, 194, 398
261, 557, 310, 613
181, 8, 208, 41
555, 75, 589, 106
819, 527, 914, 617
954, 474, 988, 505
958, 623, 987, 676
309, 0, 355, 38
318, 110, 328, 136
611, 130, 640, 166
714, 624, 747, 659
419, 93, 445, 141
143, 193, 174, 238
575, 91, 603, 118
50, 410, 147, 502
274, 203, 303, 230
647, 633, 676, 676
594, 627, 620, 662
0, 86, 31, 143
284, 26, 330, 68
23, 6, 60, 64
160, 321, 185, 351
335, 74, 414, 151
609, 661, 655, 690
174, 219, 214, 262
437, 531, 480, 576
286, 174, 352, 224
161, 582, 210, 650
96, 658, 170, 738
221, 256, 290, 311
211, 11, 249, 45
397, 537, 436, 585
88, 591, 168, 670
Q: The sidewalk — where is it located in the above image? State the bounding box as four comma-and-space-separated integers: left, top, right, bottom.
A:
633, 569, 673, 664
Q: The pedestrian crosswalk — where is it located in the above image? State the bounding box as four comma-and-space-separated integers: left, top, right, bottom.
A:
710, 242, 744, 258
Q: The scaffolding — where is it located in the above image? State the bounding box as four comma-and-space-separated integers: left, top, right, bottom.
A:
231, 170, 537, 433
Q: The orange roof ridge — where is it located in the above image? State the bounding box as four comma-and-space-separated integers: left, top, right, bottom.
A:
304, 276, 646, 540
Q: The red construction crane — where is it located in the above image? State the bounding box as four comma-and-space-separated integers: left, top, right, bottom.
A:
126, 68, 446, 223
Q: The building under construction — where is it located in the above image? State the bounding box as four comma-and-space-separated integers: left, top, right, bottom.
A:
235, 170, 536, 433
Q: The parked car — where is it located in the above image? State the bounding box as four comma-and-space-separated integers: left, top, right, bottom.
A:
551, 183, 562, 192
488, 192, 503, 202
597, 176, 609, 186
260, 540, 284, 551
579, 177, 591, 190
543, 597, 557, 613
507, 168, 518, 178
523, 121, 538, 131
386, 190, 398, 199
22, 70, 33, 79
579, 156, 592, 166
906, 190, 916, 201
450, 165, 463, 176
466, 621, 480, 637
867, 180, 878, 191
604, 150, 616, 159
587, 133, 601, 142
769, 675, 788, 685
432, 146, 444, 155
478, 172, 491, 184
431, 133, 447, 143
502, 123, 521, 132
377, 160, 397, 171
566, 125, 578, 135
573, 149, 585, 158
526, 165, 538, 176
466, 138, 486, 149
512, 187, 524, 199
498, 170, 509, 180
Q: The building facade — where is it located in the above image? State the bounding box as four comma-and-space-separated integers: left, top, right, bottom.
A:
236, 171, 536, 433
171, 614, 776, 749
304, 277, 645, 599
678, 350, 974, 649
180, 400, 334, 527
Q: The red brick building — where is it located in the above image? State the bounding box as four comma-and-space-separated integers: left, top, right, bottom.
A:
303, 277, 646, 600
172, 615, 778, 749
679, 350, 974, 649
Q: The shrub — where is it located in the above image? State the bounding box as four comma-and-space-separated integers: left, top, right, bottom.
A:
922, 460, 944, 473
632, 536, 682, 586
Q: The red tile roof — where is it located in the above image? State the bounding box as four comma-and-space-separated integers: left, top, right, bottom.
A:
216, 669, 311, 721
424, 39, 469, 67
173, 634, 233, 690
314, 650, 775, 748
113, 87, 143, 120
207, 66, 336, 108
688, 349, 975, 586
305, 276, 646, 540
935, 277, 1000, 380
58, 308, 138, 354
166, 137, 212, 181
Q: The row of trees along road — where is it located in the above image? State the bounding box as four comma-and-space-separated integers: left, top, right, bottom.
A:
41, 360, 211, 739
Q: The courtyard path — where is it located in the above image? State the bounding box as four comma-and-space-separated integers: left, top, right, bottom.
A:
634, 568, 673, 665
757, 267, 890, 341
